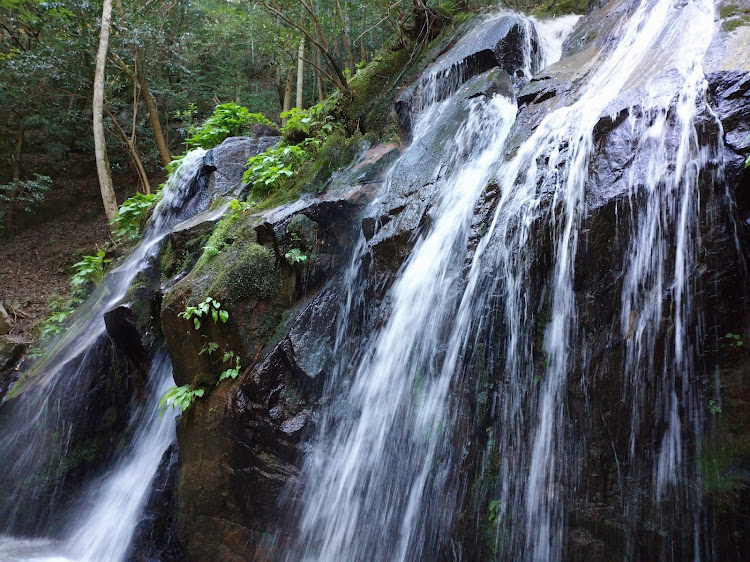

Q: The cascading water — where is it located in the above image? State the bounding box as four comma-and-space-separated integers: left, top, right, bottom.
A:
287, 0, 730, 560
0, 150, 206, 560
286, 14, 579, 561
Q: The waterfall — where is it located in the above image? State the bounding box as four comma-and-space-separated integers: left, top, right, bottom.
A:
0, 150, 206, 560
287, 14, 579, 561
288, 0, 724, 559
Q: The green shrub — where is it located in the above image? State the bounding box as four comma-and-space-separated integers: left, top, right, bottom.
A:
112, 191, 162, 241
218, 351, 241, 383
186, 102, 273, 150
243, 144, 307, 198
0, 174, 52, 214
178, 296, 229, 329
284, 248, 308, 265
158, 385, 204, 415
280, 103, 337, 144
70, 249, 110, 295
36, 295, 82, 340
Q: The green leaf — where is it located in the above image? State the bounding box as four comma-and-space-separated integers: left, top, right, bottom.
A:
194, 318, 201, 330
219, 309, 229, 323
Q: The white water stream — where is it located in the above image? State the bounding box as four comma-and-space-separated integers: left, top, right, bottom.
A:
291, 0, 720, 560
0, 151, 206, 561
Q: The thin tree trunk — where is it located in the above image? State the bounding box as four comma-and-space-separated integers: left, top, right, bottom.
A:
316, 47, 325, 102
282, 67, 294, 125
5, 127, 23, 231
137, 71, 171, 167
130, 61, 139, 145
360, 5, 368, 65
335, 0, 355, 72
93, 0, 118, 223
296, 37, 305, 109
106, 107, 151, 195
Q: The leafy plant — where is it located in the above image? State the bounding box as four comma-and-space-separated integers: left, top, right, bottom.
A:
708, 399, 722, 415
179, 296, 229, 329
488, 499, 501, 525
186, 102, 273, 150
112, 191, 161, 241
70, 249, 110, 294
722, 332, 744, 348
218, 351, 241, 383
280, 103, 336, 143
0, 174, 52, 213
36, 296, 82, 340
202, 244, 220, 259
199, 341, 219, 356
285, 248, 308, 265
228, 198, 252, 215
158, 385, 204, 416
242, 144, 306, 197
165, 153, 187, 175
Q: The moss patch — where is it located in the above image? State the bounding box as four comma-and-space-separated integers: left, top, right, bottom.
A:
702, 363, 750, 508
208, 243, 277, 304
723, 15, 750, 31
531, 0, 591, 17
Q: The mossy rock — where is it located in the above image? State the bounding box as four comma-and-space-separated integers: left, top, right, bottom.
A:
288, 214, 319, 253
208, 243, 278, 304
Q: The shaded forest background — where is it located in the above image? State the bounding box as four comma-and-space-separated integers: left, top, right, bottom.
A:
0, 0, 586, 335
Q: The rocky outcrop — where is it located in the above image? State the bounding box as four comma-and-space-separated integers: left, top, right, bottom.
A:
396, 14, 541, 135
204, 135, 279, 199
160, 159, 394, 559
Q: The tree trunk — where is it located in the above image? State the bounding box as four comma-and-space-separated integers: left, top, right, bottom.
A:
316, 47, 325, 102
360, 5, 368, 65
137, 71, 171, 167
93, 0, 118, 223
335, 0, 355, 72
296, 38, 305, 109
107, 107, 151, 195
5, 127, 23, 231
282, 67, 294, 125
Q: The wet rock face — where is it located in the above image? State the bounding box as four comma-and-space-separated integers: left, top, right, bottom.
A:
128, 444, 184, 562
0, 332, 135, 535
204, 135, 280, 199
364, 68, 514, 296
456, 48, 750, 562
161, 179, 375, 559
707, 70, 750, 219
396, 14, 539, 135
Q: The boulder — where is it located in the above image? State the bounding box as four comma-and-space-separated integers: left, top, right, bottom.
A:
205, 136, 280, 199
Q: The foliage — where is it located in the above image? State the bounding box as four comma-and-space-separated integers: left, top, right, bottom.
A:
158, 384, 204, 416
488, 499, 501, 525
280, 104, 337, 143
36, 295, 82, 340
186, 102, 273, 150
70, 249, 110, 294
284, 248, 308, 265
722, 332, 744, 348
708, 399, 722, 415
199, 341, 219, 356
242, 144, 307, 197
218, 351, 241, 382
178, 296, 229, 329
228, 198, 253, 216
111, 191, 161, 241
0, 174, 52, 213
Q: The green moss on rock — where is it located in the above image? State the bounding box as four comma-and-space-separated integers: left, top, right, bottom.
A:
209, 243, 278, 304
